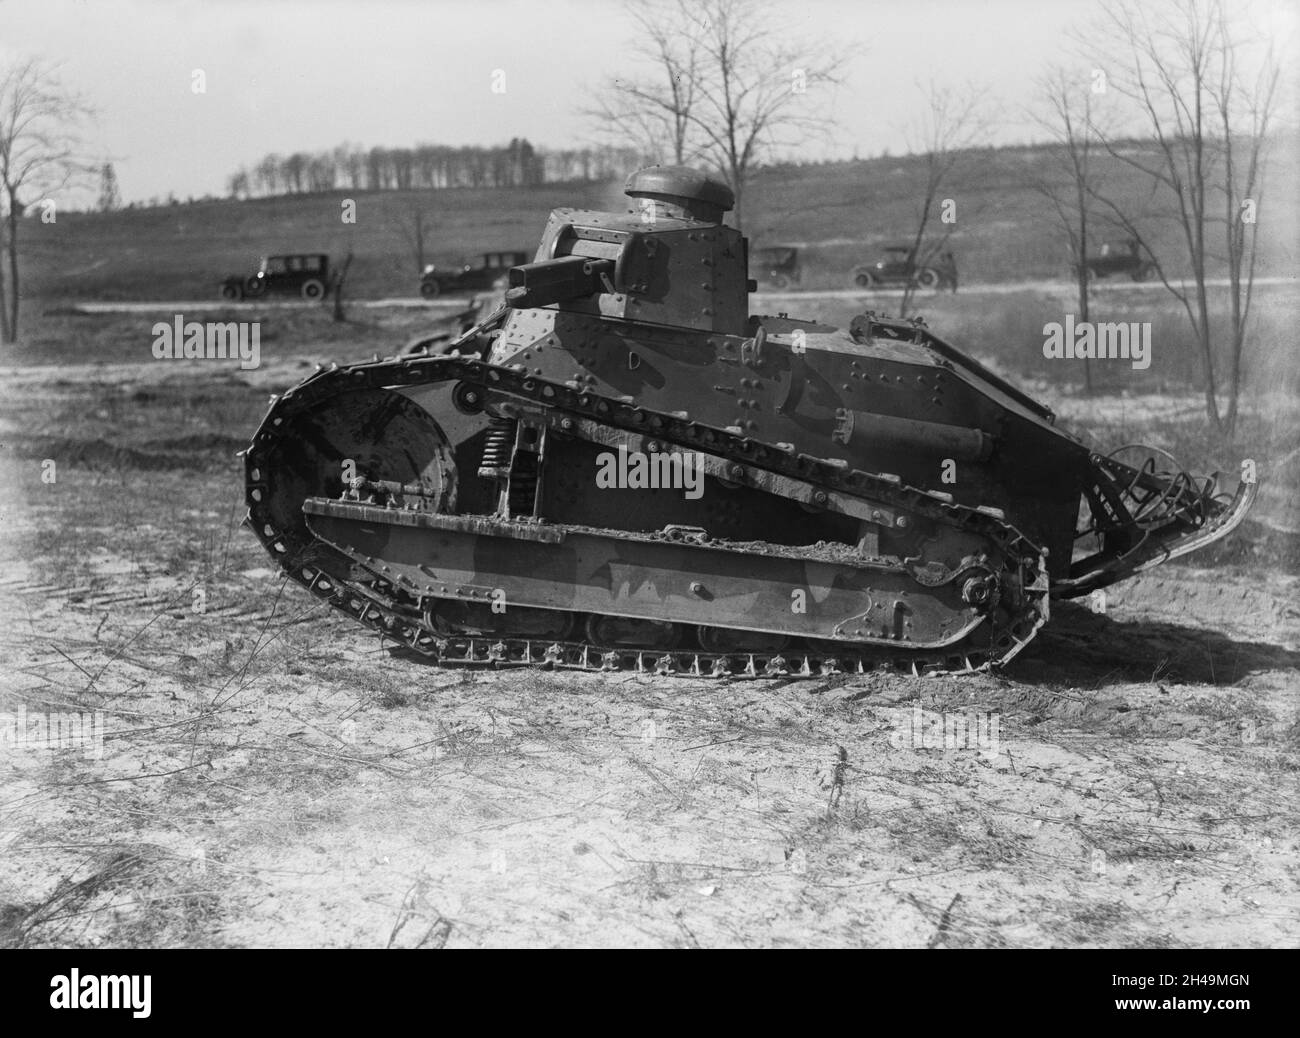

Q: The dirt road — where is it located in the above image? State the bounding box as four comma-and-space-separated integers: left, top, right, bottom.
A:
61, 275, 1298, 314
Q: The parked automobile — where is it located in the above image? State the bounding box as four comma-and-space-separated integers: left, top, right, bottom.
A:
851, 245, 941, 290
219, 254, 330, 301
420, 250, 531, 298
751, 245, 801, 290
1077, 239, 1156, 282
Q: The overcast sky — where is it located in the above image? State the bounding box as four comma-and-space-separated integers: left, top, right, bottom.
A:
2, 0, 1295, 203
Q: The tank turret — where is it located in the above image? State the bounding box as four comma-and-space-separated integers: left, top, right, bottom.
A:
498, 164, 750, 336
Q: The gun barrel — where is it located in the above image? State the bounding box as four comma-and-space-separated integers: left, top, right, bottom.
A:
506, 256, 615, 309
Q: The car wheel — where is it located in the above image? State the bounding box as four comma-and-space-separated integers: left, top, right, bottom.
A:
853, 270, 876, 289
1131, 264, 1153, 282
244, 277, 266, 297
917, 268, 941, 289
420, 279, 441, 298
220, 284, 242, 302
768, 274, 790, 291
301, 279, 325, 301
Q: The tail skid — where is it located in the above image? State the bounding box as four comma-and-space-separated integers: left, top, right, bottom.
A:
1056, 446, 1257, 598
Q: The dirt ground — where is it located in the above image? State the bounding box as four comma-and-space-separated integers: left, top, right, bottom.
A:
1, 335, 1297, 949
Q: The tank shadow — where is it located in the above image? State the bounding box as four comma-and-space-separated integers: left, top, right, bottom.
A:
1013, 599, 1300, 686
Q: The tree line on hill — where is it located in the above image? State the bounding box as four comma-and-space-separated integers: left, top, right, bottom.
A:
224, 139, 649, 198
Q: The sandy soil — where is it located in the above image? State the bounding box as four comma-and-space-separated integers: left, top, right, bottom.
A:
1, 356, 1296, 949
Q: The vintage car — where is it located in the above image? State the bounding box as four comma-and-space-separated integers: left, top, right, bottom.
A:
751, 245, 802, 290
851, 245, 942, 290
420, 250, 531, 297
219, 254, 331, 301
1078, 239, 1156, 281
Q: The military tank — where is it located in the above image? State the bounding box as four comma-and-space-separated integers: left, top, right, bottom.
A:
243, 166, 1256, 678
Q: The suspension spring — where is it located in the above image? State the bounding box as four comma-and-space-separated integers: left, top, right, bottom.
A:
478, 417, 515, 480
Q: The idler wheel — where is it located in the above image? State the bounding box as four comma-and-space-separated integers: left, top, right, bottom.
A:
426, 602, 575, 640
259, 387, 456, 551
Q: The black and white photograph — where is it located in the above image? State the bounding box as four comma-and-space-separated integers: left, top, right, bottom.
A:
0, 0, 1296, 979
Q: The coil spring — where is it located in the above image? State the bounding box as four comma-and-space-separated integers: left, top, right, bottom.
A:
478, 417, 514, 479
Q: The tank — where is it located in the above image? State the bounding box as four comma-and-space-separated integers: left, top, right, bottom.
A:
243, 166, 1257, 677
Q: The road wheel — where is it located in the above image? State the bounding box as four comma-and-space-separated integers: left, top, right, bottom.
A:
220, 284, 242, 302
244, 277, 265, 298
1131, 264, 1153, 282
301, 278, 325, 300
853, 270, 876, 289
420, 279, 441, 298
768, 273, 790, 290
584, 615, 682, 650
697, 626, 789, 654
917, 267, 941, 289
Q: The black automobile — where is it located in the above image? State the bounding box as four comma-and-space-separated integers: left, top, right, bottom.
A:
420, 250, 531, 298
851, 245, 942, 290
751, 245, 801, 290
220, 254, 331, 301
1077, 239, 1155, 282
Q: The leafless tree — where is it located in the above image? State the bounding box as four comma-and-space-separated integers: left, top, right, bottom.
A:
897, 81, 992, 317
0, 58, 91, 343
1083, 0, 1279, 436
97, 161, 121, 212
589, 0, 850, 229
393, 203, 430, 273
331, 250, 354, 322
1027, 66, 1110, 393
585, 0, 704, 167
226, 169, 250, 199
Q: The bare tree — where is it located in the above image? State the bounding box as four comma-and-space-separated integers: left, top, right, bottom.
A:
1084, 0, 1279, 436
1027, 66, 1108, 393
226, 168, 250, 199
897, 81, 992, 317
0, 58, 90, 343
254, 153, 283, 195
393, 203, 430, 273
585, 0, 704, 166
331, 250, 354, 322
97, 161, 121, 212
590, 0, 849, 229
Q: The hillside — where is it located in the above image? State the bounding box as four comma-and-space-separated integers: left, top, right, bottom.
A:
16, 139, 1299, 303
